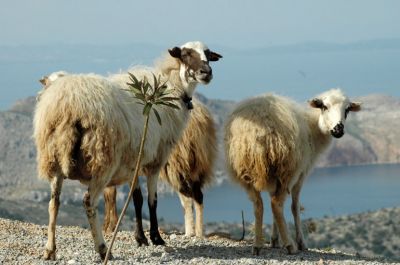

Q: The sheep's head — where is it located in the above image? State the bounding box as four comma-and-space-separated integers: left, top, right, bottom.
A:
309, 89, 361, 138
168, 41, 222, 88
37, 71, 68, 101
39, 71, 68, 87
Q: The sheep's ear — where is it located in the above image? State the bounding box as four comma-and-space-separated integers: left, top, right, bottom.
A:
309, 98, 325, 109
39, 76, 48, 86
168, 47, 182, 59
208, 51, 223, 61
348, 102, 362, 112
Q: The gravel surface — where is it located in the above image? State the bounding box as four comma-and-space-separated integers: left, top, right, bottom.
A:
0, 218, 397, 265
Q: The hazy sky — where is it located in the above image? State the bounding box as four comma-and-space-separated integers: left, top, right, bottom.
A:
1, 1, 400, 109
1, 0, 400, 48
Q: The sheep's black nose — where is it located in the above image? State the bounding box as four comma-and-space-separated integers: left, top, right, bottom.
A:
330, 122, 344, 138
200, 65, 212, 75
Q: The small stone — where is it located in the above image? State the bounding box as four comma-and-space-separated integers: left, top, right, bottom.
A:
160, 252, 170, 262
164, 246, 174, 253
151, 251, 162, 257
67, 259, 76, 264
169, 233, 177, 240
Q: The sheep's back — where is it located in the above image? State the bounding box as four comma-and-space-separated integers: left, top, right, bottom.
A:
224, 94, 307, 192
160, 99, 217, 191
33, 74, 138, 182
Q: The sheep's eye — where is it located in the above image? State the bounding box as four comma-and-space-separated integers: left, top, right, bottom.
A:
182, 50, 191, 57
312, 99, 327, 111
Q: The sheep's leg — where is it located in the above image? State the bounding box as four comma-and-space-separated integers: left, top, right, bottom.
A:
103, 186, 118, 233
246, 186, 264, 255
132, 185, 149, 246
147, 174, 165, 245
270, 220, 280, 248
43, 174, 64, 260
270, 189, 297, 254
291, 180, 307, 251
83, 180, 110, 260
178, 192, 195, 237
193, 181, 204, 238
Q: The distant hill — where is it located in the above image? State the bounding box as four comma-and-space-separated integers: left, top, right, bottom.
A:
0, 92, 399, 204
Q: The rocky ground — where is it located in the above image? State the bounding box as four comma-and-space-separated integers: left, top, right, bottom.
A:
1, 197, 400, 263
163, 207, 400, 261
307, 208, 400, 259
0, 218, 397, 265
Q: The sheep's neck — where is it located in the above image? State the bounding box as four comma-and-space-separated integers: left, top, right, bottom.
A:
167, 69, 197, 110
307, 109, 332, 155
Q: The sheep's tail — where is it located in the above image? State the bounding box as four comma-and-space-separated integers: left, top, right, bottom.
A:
58, 120, 83, 178
36, 117, 82, 181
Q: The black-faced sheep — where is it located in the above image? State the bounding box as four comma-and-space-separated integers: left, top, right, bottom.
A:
103, 98, 217, 239
224, 89, 361, 255
34, 41, 222, 260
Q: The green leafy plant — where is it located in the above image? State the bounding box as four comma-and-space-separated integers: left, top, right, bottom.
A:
103, 72, 179, 264
126, 73, 180, 125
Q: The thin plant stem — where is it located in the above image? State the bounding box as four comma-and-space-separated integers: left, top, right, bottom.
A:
103, 114, 150, 265
239, 210, 245, 241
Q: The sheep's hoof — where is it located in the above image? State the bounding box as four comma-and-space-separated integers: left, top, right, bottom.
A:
150, 231, 165, 245
135, 232, 149, 247
100, 252, 113, 261
43, 248, 56, 260
252, 246, 261, 255
185, 232, 195, 237
286, 244, 298, 255
195, 233, 204, 239
297, 240, 308, 251
99, 244, 112, 261
270, 237, 280, 248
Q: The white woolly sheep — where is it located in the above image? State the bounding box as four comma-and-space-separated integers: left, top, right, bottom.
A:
103, 98, 217, 238
38, 72, 217, 241
224, 89, 361, 255
34, 41, 222, 260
